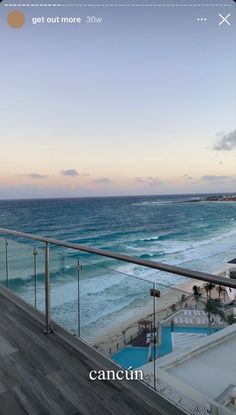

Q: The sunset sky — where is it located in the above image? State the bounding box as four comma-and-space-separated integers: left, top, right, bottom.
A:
0, 1, 235, 198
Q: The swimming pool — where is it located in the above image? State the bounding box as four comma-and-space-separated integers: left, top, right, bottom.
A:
112, 347, 149, 369
112, 326, 219, 369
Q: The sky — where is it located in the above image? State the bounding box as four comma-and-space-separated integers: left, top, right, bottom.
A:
0, 0, 236, 198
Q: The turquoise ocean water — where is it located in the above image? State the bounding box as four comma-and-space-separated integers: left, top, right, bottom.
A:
0, 194, 235, 339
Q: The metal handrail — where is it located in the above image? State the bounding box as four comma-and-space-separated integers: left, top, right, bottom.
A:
0, 227, 235, 289
1, 225, 234, 400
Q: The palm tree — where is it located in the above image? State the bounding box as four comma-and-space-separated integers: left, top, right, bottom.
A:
170, 304, 177, 313
204, 283, 215, 299
192, 285, 199, 295
217, 285, 223, 301
204, 284, 209, 299
204, 298, 225, 334
192, 285, 201, 308
209, 283, 215, 298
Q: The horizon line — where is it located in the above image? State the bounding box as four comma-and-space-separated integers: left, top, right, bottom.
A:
0, 191, 235, 202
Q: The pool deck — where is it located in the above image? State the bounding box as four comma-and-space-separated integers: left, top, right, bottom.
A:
0, 285, 187, 415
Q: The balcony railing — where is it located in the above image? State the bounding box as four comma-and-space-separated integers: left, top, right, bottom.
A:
0, 227, 235, 415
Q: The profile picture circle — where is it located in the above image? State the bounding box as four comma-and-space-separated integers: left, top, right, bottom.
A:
7, 10, 25, 29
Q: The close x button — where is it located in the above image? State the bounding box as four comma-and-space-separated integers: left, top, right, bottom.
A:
218, 13, 231, 26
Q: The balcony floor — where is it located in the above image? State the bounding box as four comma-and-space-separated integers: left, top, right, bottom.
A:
0, 290, 160, 415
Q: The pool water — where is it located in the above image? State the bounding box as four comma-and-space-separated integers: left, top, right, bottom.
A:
112, 326, 219, 369
112, 347, 149, 369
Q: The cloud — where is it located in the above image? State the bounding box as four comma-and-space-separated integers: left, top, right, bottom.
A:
147, 177, 163, 186
213, 130, 236, 151
134, 177, 144, 183
93, 178, 112, 184
20, 173, 47, 179
133, 177, 164, 186
184, 174, 193, 180
61, 169, 79, 177
201, 175, 236, 184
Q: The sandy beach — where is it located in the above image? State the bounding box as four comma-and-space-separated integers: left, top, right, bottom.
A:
92, 268, 227, 355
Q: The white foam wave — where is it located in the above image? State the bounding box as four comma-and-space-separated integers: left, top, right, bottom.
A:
113, 225, 236, 284
18, 224, 236, 338
139, 235, 159, 242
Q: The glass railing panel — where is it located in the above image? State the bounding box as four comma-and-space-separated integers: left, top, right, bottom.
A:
31, 243, 46, 314
0, 237, 7, 285
79, 258, 156, 387
50, 250, 79, 336
0, 231, 234, 414
143, 275, 229, 350
0, 238, 46, 309
133, 271, 234, 414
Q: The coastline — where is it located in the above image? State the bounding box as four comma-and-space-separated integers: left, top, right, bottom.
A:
92, 268, 226, 355
188, 194, 236, 203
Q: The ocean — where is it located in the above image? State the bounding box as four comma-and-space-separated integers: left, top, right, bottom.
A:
0, 194, 235, 340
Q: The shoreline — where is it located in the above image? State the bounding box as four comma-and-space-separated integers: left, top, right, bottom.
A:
187, 195, 236, 203
92, 268, 226, 355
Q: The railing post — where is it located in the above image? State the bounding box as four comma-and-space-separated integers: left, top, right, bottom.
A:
33, 248, 38, 309
77, 260, 82, 337
5, 239, 9, 288
44, 242, 53, 334
153, 282, 156, 390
